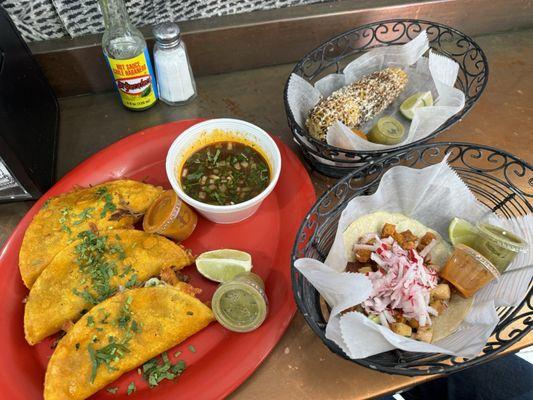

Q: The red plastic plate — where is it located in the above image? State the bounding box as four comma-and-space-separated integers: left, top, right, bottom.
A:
0, 119, 315, 399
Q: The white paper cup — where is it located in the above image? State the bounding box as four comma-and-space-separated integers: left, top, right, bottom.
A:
166, 119, 282, 224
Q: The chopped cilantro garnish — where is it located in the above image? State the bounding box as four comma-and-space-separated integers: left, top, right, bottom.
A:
116, 296, 133, 329
106, 387, 119, 394
101, 315, 109, 323
117, 313, 131, 330
174, 360, 186, 372
120, 265, 133, 278
99, 310, 111, 324
97, 187, 117, 218
59, 207, 72, 234
72, 288, 98, 305
186, 170, 203, 181
88, 339, 131, 383
87, 316, 95, 327
141, 352, 186, 388
127, 382, 136, 395
88, 344, 98, 382
188, 345, 196, 353
72, 207, 95, 226
213, 148, 221, 164
115, 296, 141, 334
85, 297, 143, 384
131, 320, 142, 334
72, 230, 118, 304
174, 351, 182, 358
125, 273, 138, 289
109, 243, 126, 260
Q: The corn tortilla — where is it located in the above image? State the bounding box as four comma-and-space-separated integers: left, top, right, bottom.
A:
343, 211, 473, 342
44, 286, 214, 400
24, 229, 194, 345
19, 179, 163, 288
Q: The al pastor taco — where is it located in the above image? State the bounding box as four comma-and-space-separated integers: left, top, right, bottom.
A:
342, 211, 472, 343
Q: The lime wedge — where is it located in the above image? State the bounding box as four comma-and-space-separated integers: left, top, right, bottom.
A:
196, 249, 252, 282
400, 91, 434, 120
448, 218, 478, 247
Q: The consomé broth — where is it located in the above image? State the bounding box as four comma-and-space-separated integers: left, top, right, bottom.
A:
180, 141, 270, 206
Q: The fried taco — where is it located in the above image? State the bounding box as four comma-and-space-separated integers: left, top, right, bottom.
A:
44, 285, 214, 400
24, 229, 194, 345
19, 179, 163, 288
343, 211, 472, 343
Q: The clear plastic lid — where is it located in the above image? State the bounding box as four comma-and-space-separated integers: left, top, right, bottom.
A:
455, 244, 500, 278
142, 190, 182, 234
211, 279, 268, 333
476, 222, 528, 253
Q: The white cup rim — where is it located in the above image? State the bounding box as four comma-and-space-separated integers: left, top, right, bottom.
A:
165, 118, 282, 213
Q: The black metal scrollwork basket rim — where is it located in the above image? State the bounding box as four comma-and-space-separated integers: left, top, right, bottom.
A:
291, 141, 532, 376
283, 19, 490, 177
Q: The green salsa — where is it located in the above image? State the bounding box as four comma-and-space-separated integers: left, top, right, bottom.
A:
472, 223, 528, 273
180, 141, 270, 206
211, 272, 268, 332
218, 288, 260, 325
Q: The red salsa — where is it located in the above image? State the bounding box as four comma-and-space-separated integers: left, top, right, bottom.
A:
180, 141, 270, 206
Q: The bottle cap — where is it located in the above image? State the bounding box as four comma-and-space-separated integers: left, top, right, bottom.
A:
153, 22, 181, 47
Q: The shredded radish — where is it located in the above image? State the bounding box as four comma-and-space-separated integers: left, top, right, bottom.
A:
361, 236, 439, 325
419, 238, 437, 258
360, 233, 380, 243
379, 312, 390, 327
353, 243, 379, 252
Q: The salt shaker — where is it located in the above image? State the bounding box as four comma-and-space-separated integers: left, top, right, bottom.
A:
153, 22, 197, 105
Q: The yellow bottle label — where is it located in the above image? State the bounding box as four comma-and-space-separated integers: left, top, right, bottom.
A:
106, 49, 157, 110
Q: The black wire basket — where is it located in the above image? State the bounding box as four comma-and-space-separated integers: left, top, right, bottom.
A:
291, 142, 532, 376
283, 19, 489, 178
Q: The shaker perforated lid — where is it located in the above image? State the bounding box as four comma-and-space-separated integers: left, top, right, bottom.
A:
153, 22, 181, 47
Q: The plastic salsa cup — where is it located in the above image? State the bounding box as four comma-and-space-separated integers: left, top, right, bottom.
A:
472, 222, 528, 273
142, 190, 197, 242
440, 244, 500, 298
211, 272, 268, 332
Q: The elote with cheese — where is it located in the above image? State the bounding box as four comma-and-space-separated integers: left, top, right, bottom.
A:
306, 67, 408, 141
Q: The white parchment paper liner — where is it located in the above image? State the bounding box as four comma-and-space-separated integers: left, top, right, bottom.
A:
295, 159, 533, 359
287, 31, 466, 151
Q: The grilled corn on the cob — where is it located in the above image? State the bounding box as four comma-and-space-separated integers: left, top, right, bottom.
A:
306, 67, 408, 141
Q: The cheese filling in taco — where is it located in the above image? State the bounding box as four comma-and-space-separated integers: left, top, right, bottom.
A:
342, 212, 473, 343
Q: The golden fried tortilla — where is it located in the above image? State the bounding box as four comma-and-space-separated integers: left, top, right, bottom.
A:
44, 286, 214, 400
19, 179, 163, 288
24, 229, 194, 345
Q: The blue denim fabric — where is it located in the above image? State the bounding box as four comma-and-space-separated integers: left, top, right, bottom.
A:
379, 355, 533, 400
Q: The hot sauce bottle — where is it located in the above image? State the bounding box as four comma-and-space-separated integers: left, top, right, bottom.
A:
99, 0, 157, 111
